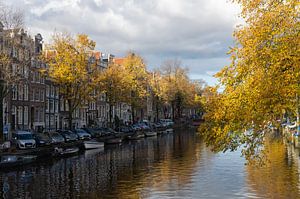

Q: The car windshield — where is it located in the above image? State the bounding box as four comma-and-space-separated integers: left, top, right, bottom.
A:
17, 134, 33, 140
52, 133, 62, 138
76, 129, 85, 134
37, 134, 48, 140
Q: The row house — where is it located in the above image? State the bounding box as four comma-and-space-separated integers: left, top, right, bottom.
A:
1, 25, 145, 135
1, 24, 46, 135
57, 52, 114, 129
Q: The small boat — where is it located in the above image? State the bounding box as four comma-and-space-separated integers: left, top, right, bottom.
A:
84, 140, 104, 150
0, 155, 37, 168
127, 133, 145, 140
84, 148, 104, 158
165, 128, 174, 134
53, 147, 79, 157
105, 137, 122, 144
144, 131, 157, 137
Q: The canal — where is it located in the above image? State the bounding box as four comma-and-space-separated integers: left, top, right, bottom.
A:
1, 129, 300, 199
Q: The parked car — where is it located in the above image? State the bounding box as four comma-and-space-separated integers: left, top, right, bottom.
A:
82, 128, 102, 138
58, 130, 78, 142
73, 129, 91, 140
47, 132, 65, 144
117, 126, 135, 134
131, 124, 142, 131
11, 131, 36, 149
33, 133, 52, 147
159, 119, 174, 127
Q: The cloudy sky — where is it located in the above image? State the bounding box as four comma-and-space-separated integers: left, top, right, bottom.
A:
7, 0, 241, 85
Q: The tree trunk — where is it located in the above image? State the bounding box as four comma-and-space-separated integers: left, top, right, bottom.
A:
109, 104, 112, 128
68, 110, 73, 130
0, 81, 5, 142
131, 106, 135, 123
171, 101, 175, 120
156, 100, 159, 122
67, 99, 73, 130
0, 96, 3, 142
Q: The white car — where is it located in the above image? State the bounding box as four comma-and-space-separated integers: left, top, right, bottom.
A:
74, 129, 92, 140
159, 119, 174, 127
11, 131, 36, 149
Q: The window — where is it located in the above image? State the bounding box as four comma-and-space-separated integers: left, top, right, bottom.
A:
24, 66, 29, 78
60, 98, 64, 111
11, 63, 17, 74
45, 114, 49, 128
35, 108, 39, 122
24, 106, 28, 125
40, 109, 44, 122
50, 87, 54, 97
55, 101, 59, 113
35, 89, 39, 101
18, 84, 23, 100
11, 106, 16, 115
46, 85, 50, 97
50, 100, 54, 112
12, 84, 17, 100
36, 72, 40, 83
46, 99, 49, 112
32, 71, 35, 82
24, 84, 28, 101
18, 106, 23, 125
56, 87, 59, 98
50, 115, 54, 126
31, 89, 35, 101
40, 90, 44, 102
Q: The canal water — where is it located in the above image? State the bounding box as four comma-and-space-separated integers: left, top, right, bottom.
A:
1, 129, 300, 199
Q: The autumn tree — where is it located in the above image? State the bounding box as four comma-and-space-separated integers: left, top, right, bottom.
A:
160, 59, 197, 119
149, 70, 168, 122
97, 62, 131, 126
0, 1, 24, 141
123, 52, 148, 122
200, 0, 300, 161
43, 33, 99, 130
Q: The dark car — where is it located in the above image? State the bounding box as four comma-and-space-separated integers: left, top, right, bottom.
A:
58, 130, 78, 142
117, 126, 135, 134
100, 127, 117, 136
73, 129, 92, 140
33, 133, 52, 147
47, 132, 65, 144
82, 128, 102, 138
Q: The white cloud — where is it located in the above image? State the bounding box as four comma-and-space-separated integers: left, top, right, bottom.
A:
7, 0, 241, 85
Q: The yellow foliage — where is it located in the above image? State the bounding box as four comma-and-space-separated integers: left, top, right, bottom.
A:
200, 0, 300, 160
43, 33, 99, 123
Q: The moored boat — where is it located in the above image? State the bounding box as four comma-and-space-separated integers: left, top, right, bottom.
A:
144, 131, 157, 137
84, 140, 104, 150
165, 128, 174, 134
53, 147, 80, 157
127, 132, 145, 140
0, 155, 37, 168
105, 137, 122, 144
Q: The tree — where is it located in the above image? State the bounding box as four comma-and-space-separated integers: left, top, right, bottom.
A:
43, 33, 98, 130
200, 0, 300, 161
160, 59, 197, 119
149, 70, 168, 122
0, 1, 24, 142
123, 52, 148, 122
97, 62, 131, 127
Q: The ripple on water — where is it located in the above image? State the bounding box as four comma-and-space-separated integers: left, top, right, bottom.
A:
1, 131, 300, 199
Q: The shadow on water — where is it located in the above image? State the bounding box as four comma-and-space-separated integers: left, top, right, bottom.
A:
0, 129, 300, 198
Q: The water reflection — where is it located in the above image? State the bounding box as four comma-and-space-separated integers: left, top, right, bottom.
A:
246, 139, 300, 199
0, 131, 300, 198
